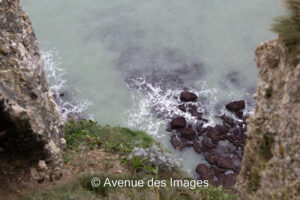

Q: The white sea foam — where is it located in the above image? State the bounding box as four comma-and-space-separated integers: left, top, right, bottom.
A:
41, 50, 92, 120
125, 76, 253, 137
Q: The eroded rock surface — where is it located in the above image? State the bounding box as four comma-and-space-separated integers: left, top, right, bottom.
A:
236, 39, 300, 200
0, 0, 64, 189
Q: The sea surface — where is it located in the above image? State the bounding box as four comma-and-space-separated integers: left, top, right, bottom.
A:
22, 0, 282, 177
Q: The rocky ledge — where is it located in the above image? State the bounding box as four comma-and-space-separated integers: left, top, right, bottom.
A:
236, 39, 300, 199
167, 91, 248, 189
0, 0, 65, 189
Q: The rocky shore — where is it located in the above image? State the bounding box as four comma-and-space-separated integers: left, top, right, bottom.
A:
167, 91, 248, 189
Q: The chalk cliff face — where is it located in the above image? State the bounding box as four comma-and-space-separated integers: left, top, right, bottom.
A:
236, 39, 300, 199
0, 0, 65, 187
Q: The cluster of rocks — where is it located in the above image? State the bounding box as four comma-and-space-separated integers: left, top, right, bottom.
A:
167, 91, 248, 189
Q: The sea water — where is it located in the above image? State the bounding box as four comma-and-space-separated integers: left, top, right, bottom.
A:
21, 0, 283, 177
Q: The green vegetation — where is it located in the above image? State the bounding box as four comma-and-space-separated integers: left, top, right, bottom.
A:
259, 135, 274, 161
245, 128, 275, 193
21, 120, 236, 200
65, 119, 156, 153
247, 166, 261, 193
22, 173, 236, 200
272, 0, 300, 57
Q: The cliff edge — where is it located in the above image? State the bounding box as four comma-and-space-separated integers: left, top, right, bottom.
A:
236, 39, 300, 199
0, 0, 65, 191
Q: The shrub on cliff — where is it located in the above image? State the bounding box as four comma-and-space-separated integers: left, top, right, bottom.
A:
272, 0, 300, 56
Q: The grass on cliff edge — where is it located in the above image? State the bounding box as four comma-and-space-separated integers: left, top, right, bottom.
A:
20, 120, 236, 200
64, 119, 156, 153
272, 0, 300, 57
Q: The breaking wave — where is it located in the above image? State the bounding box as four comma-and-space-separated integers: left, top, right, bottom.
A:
41, 49, 92, 120
125, 75, 254, 137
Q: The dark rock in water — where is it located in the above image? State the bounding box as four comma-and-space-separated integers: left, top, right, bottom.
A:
170, 135, 192, 150
193, 140, 204, 154
196, 123, 208, 136
59, 93, 65, 97
207, 127, 219, 142
204, 151, 220, 165
215, 124, 230, 140
220, 114, 236, 127
231, 127, 240, 136
235, 111, 244, 119
170, 135, 182, 150
211, 165, 227, 176
225, 100, 245, 112
216, 156, 236, 171
202, 137, 217, 149
196, 164, 214, 183
216, 173, 237, 189
170, 117, 186, 129
187, 105, 202, 119
180, 91, 197, 102
167, 92, 249, 190
179, 125, 196, 140
215, 124, 230, 134
227, 127, 247, 149
166, 123, 173, 132
177, 104, 187, 112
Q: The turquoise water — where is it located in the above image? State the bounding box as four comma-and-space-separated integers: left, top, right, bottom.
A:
21, 0, 282, 176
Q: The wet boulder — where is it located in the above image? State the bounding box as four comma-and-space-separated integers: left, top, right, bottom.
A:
193, 140, 204, 154
235, 111, 244, 119
170, 117, 186, 129
177, 104, 187, 112
211, 165, 227, 176
196, 164, 214, 182
179, 125, 197, 140
215, 124, 230, 140
215, 156, 236, 171
202, 137, 217, 149
196, 123, 208, 136
220, 114, 236, 128
207, 127, 219, 142
187, 105, 202, 119
225, 100, 245, 112
204, 151, 220, 165
180, 91, 197, 102
170, 135, 192, 150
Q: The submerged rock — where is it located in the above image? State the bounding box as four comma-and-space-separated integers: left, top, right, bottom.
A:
220, 114, 236, 128
196, 123, 208, 136
196, 164, 214, 183
0, 0, 64, 188
215, 156, 236, 171
179, 125, 197, 140
225, 100, 245, 112
193, 140, 204, 154
170, 135, 192, 150
170, 116, 187, 129
180, 91, 197, 102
